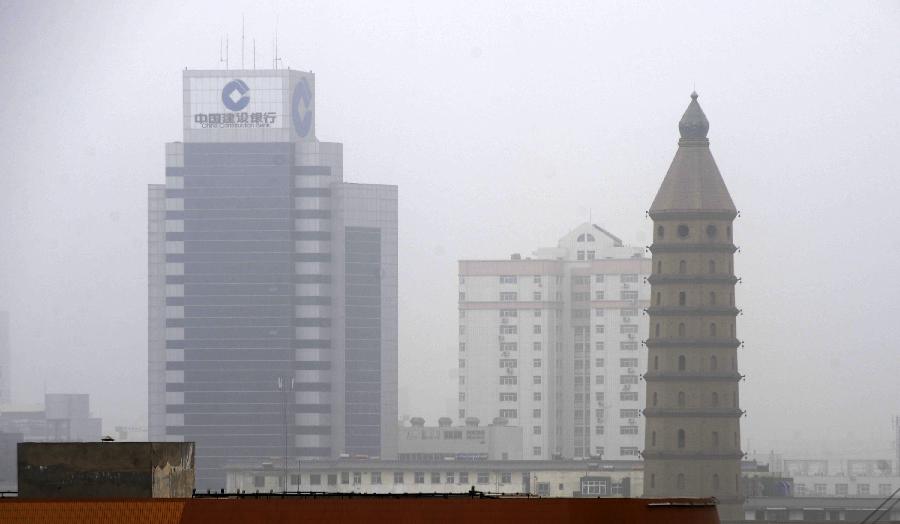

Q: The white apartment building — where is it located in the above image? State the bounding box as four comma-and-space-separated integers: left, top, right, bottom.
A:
458, 223, 651, 460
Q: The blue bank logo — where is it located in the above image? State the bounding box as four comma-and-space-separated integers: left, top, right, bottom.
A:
292, 78, 313, 137
221, 79, 250, 111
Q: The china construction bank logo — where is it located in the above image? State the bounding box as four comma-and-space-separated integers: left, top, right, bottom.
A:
193, 78, 277, 129
292, 77, 313, 138
221, 79, 250, 111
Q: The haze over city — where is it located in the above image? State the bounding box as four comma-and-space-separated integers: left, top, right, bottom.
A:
0, 0, 898, 465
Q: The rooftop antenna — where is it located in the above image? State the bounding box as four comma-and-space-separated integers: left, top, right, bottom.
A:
273, 18, 282, 70
241, 15, 245, 69
219, 37, 225, 69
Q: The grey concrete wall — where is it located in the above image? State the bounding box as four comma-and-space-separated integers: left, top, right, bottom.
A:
17, 442, 194, 499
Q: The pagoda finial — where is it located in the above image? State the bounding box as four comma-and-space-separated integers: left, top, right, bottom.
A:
679, 91, 708, 139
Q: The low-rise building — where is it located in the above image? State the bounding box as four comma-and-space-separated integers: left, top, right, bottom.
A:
225, 459, 642, 497
397, 417, 523, 461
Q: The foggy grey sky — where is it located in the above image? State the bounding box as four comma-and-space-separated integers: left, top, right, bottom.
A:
0, 1, 898, 453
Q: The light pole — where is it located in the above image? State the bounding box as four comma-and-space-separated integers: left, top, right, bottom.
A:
277, 375, 295, 492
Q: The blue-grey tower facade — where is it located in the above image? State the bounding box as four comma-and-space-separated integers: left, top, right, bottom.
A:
149, 70, 398, 489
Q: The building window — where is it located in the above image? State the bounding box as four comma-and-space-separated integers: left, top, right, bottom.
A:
533, 292, 542, 301
393, 472, 404, 484
572, 292, 590, 301
582, 479, 608, 495
711, 392, 719, 407
253, 476, 265, 488
533, 376, 542, 385
500, 275, 517, 284
654, 324, 660, 337
596, 341, 605, 351
706, 224, 717, 238
477, 472, 489, 484
595, 324, 605, 334
577, 251, 585, 260
459, 472, 469, 484
533, 426, 542, 435
651, 431, 657, 446
620, 425, 639, 435
500, 292, 518, 302
499, 392, 517, 402
459, 342, 466, 352
620, 375, 638, 384
657, 261, 662, 274
499, 409, 518, 419
652, 392, 658, 406
446, 472, 455, 484
653, 356, 658, 370
310, 474, 322, 485
430, 472, 440, 484
677, 225, 689, 238
595, 358, 605, 367
710, 323, 717, 337
676, 474, 686, 490
620, 392, 638, 401
459, 392, 465, 402
594, 375, 604, 385
595, 308, 604, 317
459, 292, 466, 301
533, 358, 542, 368
677, 429, 686, 448
501, 472, 512, 484
710, 355, 718, 370
708, 260, 716, 274
679, 260, 687, 274
678, 391, 686, 407
533, 447, 542, 457
499, 376, 517, 385
533, 275, 542, 284
835, 483, 848, 496
571, 309, 589, 319
621, 274, 639, 283
533, 408, 542, 418
713, 474, 721, 490
678, 291, 686, 305
573, 275, 591, 285
678, 323, 686, 337
291, 474, 300, 486
459, 325, 465, 335
595, 290, 605, 300
500, 309, 518, 317
711, 431, 720, 448
533, 325, 542, 334
620, 324, 639, 334
594, 274, 605, 283
501, 342, 518, 352
678, 355, 686, 371
657, 225, 665, 239
414, 472, 425, 484
858, 484, 870, 496
620, 447, 639, 457
621, 290, 638, 301
620, 358, 638, 367
499, 359, 517, 368
587, 251, 596, 260
595, 392, 605, 402
533, 341, 542, 351
620, 409, 640, 418
879, 484, 893, 496
459, 359, 466, 368
328, 474, 337, 486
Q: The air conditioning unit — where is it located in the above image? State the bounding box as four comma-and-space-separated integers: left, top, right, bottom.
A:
622, 384, 631, 391
501, 318, 509, 324
501, 351, 510, 357
506, 368, 515, 375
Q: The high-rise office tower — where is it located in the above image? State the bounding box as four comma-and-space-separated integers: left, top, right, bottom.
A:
458, 224, 650, 460
149, 70, 398, 489
642, 93, 743, 521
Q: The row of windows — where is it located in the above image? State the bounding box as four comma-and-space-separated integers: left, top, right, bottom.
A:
654, 290, 734, 307
278, 470, 521, 487
649, 390, 737, 409
794, 483, 895, 496
648, 429, 738, 450
651, 354, 734, 372
647, 472, 738, 493
655, 223, 731, 241
656, 259, 731, 275
652, 322, 735, 339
